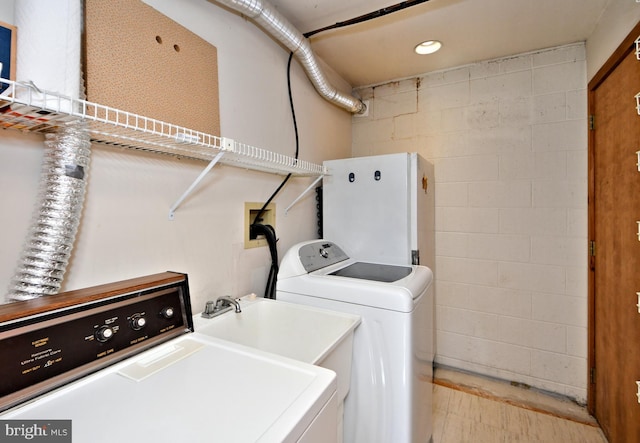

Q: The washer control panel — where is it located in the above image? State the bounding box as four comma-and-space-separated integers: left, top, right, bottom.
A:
298, 241, 349, 273
0, 272, 193, 412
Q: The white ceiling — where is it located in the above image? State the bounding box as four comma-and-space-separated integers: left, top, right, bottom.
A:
266, 0, 610, 87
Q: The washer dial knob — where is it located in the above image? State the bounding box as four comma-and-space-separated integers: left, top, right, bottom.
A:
95, 325, 115, 342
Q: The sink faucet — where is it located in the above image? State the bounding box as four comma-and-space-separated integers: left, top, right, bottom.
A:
202, 296, 241, 318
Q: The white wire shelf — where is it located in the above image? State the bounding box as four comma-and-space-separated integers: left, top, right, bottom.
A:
0, 78, 326, 177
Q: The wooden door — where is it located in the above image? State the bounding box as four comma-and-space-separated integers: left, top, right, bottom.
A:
589, 21, 640, 442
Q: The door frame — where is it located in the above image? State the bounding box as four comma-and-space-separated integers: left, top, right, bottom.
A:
587, 19, 640, 414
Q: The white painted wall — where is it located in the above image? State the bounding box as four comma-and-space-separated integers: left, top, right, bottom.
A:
0, 0, 13, 23
0, 0, 352, 313
352, 43, 589, 402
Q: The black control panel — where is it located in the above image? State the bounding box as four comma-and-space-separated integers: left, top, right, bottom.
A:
0, 272, 193, 412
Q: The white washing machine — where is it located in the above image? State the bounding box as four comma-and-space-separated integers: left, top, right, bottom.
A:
277, 240, 434, 443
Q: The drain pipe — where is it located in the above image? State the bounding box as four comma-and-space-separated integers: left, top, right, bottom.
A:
8, 122, 91, 301
214, 0, 366, 115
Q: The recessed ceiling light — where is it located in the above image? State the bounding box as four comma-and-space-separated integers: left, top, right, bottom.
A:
414, 40, 442, 55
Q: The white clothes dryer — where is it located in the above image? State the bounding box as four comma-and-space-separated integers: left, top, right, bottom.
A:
277, 240, 434, 443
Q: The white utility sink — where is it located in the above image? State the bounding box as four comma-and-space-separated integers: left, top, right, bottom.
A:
195, 296, 360, 404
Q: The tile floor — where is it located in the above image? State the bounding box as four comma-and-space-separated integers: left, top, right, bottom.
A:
432, 384, 608, 443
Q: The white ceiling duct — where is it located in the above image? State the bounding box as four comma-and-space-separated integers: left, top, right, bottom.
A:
213, 0, 366, 114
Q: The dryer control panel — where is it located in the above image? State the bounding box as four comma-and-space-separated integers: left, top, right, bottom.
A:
298, 241, 349, 272
0, 272, 193, 412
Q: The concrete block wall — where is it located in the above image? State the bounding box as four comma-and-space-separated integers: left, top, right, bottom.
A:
352, 43, 588, 402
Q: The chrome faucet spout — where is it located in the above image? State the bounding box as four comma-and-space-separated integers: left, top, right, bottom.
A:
216, 296, 242, 313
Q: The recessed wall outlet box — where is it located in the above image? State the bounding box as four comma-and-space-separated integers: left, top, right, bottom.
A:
244, 202, 276, 249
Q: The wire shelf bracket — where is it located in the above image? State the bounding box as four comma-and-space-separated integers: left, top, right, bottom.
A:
285, 175, 324, 215
168, 148, 228, 220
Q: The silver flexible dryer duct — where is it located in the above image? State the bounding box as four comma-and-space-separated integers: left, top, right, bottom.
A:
215, 0, 367, 114
8, 122, 91, 301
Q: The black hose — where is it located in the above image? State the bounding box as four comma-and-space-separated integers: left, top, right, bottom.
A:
250, 223, 279, 299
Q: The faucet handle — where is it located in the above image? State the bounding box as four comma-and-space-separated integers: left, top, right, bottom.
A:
201, 300, 217, 318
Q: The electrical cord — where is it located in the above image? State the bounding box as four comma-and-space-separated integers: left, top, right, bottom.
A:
251, 52, 300, 299
251, 52, 299, 225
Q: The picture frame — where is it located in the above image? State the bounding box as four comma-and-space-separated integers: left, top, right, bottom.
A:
0, 20, 17, 94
